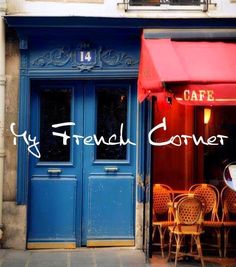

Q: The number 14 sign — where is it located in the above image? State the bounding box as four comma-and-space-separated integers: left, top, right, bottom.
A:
77, 50, 96, 64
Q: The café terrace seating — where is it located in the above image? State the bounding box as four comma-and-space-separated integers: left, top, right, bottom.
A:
152, 184, 174, 257
189, 184, 222, 257
221, 186, 236, 257
152, 184, 236, 260
167, 194, 205, 267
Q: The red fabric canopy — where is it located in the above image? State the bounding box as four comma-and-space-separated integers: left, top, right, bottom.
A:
138, 36, 236, 105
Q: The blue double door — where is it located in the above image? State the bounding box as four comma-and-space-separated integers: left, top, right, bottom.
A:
27, 80, 137, 249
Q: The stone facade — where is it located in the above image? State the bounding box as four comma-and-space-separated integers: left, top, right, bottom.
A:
2, 0, 236, 251
2, 202, 26, 249
5, 0, 236, 18
2, 27, 26, 249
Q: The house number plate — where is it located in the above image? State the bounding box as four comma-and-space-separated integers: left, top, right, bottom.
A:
77, 50, 96, 64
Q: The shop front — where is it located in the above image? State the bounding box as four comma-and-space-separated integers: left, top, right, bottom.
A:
5, 16, 236, 255
138, 29, 236, 258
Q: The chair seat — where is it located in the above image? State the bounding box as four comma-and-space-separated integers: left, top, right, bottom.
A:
169, 225, 204, 235
153, 221, 174, 227
223, 221, 236, 227
203, 221, 222, 228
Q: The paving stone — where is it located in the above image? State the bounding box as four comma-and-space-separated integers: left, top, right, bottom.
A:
0, 248, 235, 267
71, 252, 94, 267
28, 252, 67, 267
30, 251, 67, 260
72, 263, 94, 267
2, 259, 26, 267
1, 250, 29, 267
120, 256, 146, 265
95, 254, 120, 263
97, 264, 121, 267
4, 250, 30, 259
28, 259, 67, 267
120, 264, 147, 267
0, 249, 7, 258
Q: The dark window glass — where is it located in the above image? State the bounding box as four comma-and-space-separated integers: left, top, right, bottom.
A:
203, 106, 236, 186
129, 0, 160, 6
96, 88, 128, 160
170, 0, 200, 5
40, 89, 71, 162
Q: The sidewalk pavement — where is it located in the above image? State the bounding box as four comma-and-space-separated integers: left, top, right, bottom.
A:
0, 248, 235, 267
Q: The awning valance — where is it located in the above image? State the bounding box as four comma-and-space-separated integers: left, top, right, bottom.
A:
138, 36, 236, 105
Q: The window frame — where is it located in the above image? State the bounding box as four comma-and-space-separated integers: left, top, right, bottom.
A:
129, 0, 201, 6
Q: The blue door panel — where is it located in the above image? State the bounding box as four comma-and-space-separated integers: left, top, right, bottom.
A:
82, 81, 137, 245
28, 80, 137, 247
28, 178, 76, 241
87, 175, 134, 239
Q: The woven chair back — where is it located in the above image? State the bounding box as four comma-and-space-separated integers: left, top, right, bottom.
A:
176, 195, 203, 226
221, 186, 236, 217
153, 184, 173, 215
189, 184, 219, 220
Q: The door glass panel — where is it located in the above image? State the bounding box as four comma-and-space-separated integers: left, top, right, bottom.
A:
40, 89, 71, 162
96, 88, 128, 160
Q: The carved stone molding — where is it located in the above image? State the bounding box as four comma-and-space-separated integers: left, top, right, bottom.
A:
32, 46, 72, 67
31, 43, 139, 71
101, 49, 139, 67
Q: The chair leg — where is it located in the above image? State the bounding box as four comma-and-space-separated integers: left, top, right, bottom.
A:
167, 231, 173, 262
175, 234, 181, 267
224, 228, 230, 258
152, 226, 156, 241
195, 235, 204, 267
215, 229, 222, 258
190, 235, 194, 254
158, 226, 165, 258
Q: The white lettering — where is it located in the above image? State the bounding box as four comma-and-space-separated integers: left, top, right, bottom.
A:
170, 135, 182, 146
52, 122, 75, 128
183, 89, 215, 102
181, 135, 193, 145
119, 123, 136, 146
192, 135, 208, 146
83, 136, 94, 145
207, 136, 218, 145
183, 90, 190, 101
148, 117, 171, 146
207, 90, 214, 101
108, 134, 120, 145
73, 135, 86, 145
217, 135, 229, 145
199, 90, 206, 101
52, 131, 70, 145
10, 123, 41, 158
10, 118, 230, 159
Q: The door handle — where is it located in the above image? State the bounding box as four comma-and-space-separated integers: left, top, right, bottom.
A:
47, 169, 62, 175
104, 167, 119, 172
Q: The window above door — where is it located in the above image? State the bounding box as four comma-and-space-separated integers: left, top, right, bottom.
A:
129, 0, 201, 6
121, 0, 210, 11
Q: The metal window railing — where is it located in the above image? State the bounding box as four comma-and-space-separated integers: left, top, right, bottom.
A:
129, 0, 201, 6
118, 0, 217, 12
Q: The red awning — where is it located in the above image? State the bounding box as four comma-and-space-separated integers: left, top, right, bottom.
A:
138, 36, 236, 105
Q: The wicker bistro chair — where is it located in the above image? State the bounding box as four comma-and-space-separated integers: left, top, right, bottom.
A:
167, 194, 205, 267
221, 186, 236, 257
152, 184, 174, 257
189, 184, 222, 257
